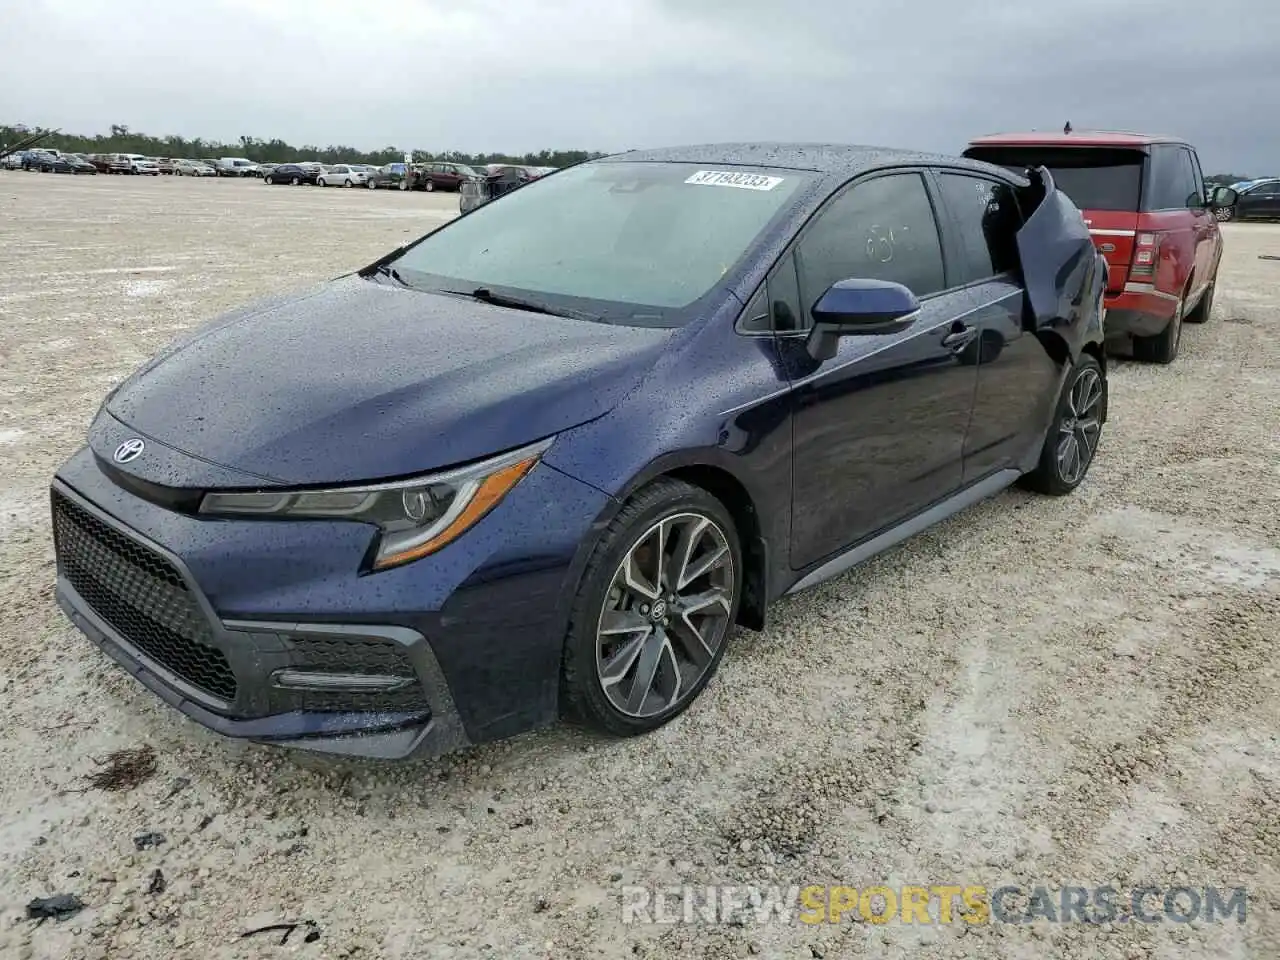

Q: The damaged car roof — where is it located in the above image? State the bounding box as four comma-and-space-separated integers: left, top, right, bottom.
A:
605, 142, 1011, 179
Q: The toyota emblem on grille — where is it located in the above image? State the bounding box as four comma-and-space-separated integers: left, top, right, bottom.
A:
113, 438, 145, 464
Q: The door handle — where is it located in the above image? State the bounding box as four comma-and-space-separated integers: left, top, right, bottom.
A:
941, 324, 978, 350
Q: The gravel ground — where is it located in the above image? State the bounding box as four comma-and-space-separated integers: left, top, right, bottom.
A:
1, 172, 1277, 960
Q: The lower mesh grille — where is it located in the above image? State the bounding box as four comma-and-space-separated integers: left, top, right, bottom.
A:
276, 635, 429, 713
52, 491, 238, 703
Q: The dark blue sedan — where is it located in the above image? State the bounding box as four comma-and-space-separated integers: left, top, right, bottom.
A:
51, 143, 1108, 759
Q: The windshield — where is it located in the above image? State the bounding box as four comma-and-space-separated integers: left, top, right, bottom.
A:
965, 145, 1145, 212
388, 161, 808, 323
453, 165, 479, 177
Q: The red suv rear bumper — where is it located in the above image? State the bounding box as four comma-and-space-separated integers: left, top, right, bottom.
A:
1103, 284, 1179, 338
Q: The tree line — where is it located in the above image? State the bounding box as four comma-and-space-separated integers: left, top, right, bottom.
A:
0, 123, 606, 169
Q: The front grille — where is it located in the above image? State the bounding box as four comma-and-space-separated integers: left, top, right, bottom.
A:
273, 635, 429, 713
52, 491, 238, 703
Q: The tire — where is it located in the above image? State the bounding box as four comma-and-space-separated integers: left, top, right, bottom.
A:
1019, 355, 1106, 496
1214, 207, 1235, 222
367, 180, 377, 189
560, 478, 742, 737
424, 179, 435, 192
291, 176, 300, 185
1132, 297, 1184, 364
1184, 280, 1215, 324
343, 179, 352, 187
398, 180, 408, 191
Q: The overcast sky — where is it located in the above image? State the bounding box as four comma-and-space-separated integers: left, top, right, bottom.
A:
2, 0, 1277, 173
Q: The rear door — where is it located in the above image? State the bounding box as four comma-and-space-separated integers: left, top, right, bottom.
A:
932, 171, 1062, 480
963, 144, 1144, 296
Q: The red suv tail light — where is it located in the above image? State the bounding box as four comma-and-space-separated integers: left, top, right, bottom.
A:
1128, 231, 1161, 280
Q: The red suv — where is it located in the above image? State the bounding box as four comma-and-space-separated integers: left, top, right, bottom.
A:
964, 132, 1231, 363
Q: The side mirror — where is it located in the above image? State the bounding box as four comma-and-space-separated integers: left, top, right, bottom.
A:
806, 279, 920, 361
1210, 186, 1238, 208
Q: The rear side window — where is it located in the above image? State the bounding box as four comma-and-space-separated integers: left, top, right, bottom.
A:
964, 145, 1144, 212
1145, 145, 1200, 211
795, 172, 945, 318
937, 174, 1021, 284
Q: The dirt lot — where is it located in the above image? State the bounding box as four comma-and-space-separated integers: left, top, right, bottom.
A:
1, 172, 1278, 960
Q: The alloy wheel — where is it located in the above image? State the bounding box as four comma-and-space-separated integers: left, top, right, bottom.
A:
1056, 367, 1104, 485
595, 513, 734, 719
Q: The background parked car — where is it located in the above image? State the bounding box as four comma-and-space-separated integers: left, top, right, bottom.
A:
316, 163, 368, 187
120, 154, 160, 175
1218, 178, 1280, 221
264, 163, 320, 185
964, 131, 1225, 364
460, 164, 536, 213
174, 159, 217, 177
156, 158, 178, 174
409, 161, 483, 192
365, 162, 408, 189
216, 157, 261, 177
39, 154, 98, 174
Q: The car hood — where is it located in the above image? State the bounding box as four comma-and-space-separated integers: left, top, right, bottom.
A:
104, 275, 673, 486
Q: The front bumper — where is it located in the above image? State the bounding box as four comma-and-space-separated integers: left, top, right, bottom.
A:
51, 443, 612, 759
1102, 285, 1179, 338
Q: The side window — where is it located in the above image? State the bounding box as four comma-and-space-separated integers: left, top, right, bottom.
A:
735, 254, 803, 333
938, 174, 1021, 284
1186, 149, 1206, 205
1179, 150, 1202, 207
1145, 145, 1197, 210
738, 285, 770, 332
768, 252, 803, 332
795, 173, 945, 321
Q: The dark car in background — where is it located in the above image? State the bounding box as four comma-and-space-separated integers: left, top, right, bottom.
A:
411, 161, 483, 192
459, 165, 537, 213
39, 154, 98, 175
965, 131, 1230, 364
51, 143, 1106, 760
366, 162, 408, 189
1218, 178, 1280, 221
264, 163, 321, 185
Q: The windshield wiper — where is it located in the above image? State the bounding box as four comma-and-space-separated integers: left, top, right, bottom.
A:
370, 264, 410, 287
443, 287, 600, 322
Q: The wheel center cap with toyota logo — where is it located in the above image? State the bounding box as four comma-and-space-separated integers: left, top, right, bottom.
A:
649, 599, 668, 622
113, 438, 145, 464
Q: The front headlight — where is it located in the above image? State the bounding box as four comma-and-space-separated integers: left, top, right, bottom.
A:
199, 438, 551, 570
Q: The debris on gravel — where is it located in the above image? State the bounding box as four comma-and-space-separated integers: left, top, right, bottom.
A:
25, 893, 85, 921
84, 745, 156, 792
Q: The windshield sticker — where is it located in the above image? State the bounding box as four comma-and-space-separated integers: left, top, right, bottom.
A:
685, 170, 784, 191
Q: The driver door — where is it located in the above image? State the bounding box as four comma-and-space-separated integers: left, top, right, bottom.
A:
782, 171, 980, 571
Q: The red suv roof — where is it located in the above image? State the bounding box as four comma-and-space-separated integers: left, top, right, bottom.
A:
968, 130, 1188, 149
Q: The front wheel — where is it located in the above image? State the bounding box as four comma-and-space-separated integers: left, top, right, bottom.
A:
366, 180, 377, 189
343, 179, 352, 187
291, 176, 300, 185
560, 479, 741, 737
1019, 355, 1106, 496
398, 180, 408, 191
424, 179, 434, 192
1214, 206, 1235, 222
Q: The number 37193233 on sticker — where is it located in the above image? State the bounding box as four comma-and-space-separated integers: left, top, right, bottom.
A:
685, 170, 785, 191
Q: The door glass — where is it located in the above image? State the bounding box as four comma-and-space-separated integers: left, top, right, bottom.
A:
1144, 145, 1196, 211
938, 174, 1021, 284
795, 173, 945, 322
1178, 150, 1202, 207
